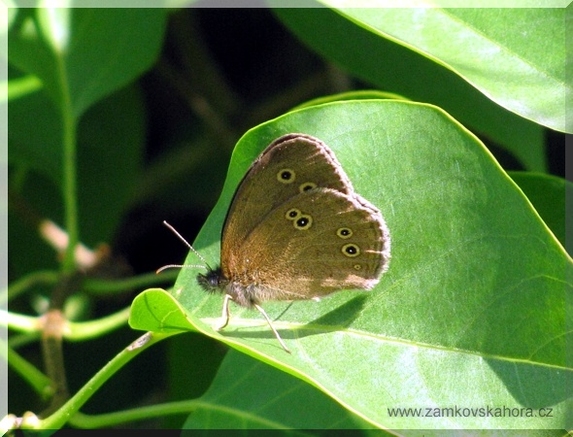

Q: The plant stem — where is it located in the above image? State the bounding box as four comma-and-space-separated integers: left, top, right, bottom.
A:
3, 306, 131, 340
3, 342, 53, 398
66, 307, 131, 340
30, 331, 179, 430
83, 271, 178, 295
40, 310, 69, 415
1, 270, 59, 304
68, 401, 199, 428
56, 55, 78, 274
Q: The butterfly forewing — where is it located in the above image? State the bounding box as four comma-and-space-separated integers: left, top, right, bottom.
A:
221, 134, 355, 267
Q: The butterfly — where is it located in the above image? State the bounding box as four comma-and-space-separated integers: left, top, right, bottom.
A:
162, 133, 390, 352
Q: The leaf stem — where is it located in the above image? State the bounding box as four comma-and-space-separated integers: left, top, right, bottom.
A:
1, 270, 59, 304
68, 401, 199, 428
3, 306, 131, 340
2, 341, 53, 398
83, 270, 178, 295
66, 307, 131, 340
56, 54, 78, 273
27, 331, 178, 430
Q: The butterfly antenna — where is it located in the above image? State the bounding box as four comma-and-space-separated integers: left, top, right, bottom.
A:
157, 221, 212, 273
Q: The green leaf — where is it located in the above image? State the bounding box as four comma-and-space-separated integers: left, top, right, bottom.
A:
182, 350, 374, 430
76, 84, 144, 245
132, 100, 572, 429
330, 7, 567, 132
8, 84, 145, 247
273, 7, 554, 171
9, 8, 168, 118
8, 8, 162, 250
8, 88, 63, 184
509, 171, 569, 248
129, 288, 194, 334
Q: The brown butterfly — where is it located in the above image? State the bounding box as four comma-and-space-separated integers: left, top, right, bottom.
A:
162, 134, 390, 353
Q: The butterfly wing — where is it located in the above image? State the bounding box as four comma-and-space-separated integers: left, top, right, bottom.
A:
221, 134, 354, 266
225, 187, 391, 302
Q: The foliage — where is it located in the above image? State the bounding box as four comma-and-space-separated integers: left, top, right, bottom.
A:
5, 5, 570, 434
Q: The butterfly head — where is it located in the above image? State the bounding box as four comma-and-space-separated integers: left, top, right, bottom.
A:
197, 266, 228, 293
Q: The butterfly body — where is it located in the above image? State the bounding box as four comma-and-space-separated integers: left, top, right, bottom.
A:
194, 134, 391, 351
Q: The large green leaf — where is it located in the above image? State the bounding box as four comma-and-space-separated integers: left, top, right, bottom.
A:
329, 7, 567, 132
8, 9, 157, 249
8, 8, 168, 119
130, 100, 571, 429
509, 171, 569, 249
8, 87, 63, 184
273, 7, 560, 171
181, 350, 374, 430
8, 84, 144, 249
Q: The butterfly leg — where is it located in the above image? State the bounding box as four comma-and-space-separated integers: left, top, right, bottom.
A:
214, 294, 232, 331
253, 303, 291, 354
